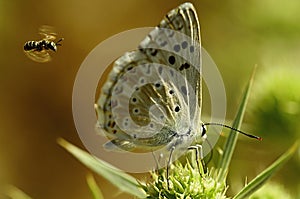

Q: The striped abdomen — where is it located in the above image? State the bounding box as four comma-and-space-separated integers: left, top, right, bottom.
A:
24, 41, 41, 51
23, 40, 57, 52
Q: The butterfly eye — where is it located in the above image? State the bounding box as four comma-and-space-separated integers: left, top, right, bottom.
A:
201, 124, 207, 137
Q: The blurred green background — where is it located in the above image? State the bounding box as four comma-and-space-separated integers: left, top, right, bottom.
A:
1, 0, 299, 198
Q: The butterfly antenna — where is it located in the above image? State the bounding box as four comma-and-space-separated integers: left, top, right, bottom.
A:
203, 122, 262, 141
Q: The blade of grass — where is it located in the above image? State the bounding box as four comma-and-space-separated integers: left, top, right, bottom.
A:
217, 67, 257, 182
2, 185, 33, 199
58, 138, 147, 198
233, 141, 299, 199
86, 174, 104, 199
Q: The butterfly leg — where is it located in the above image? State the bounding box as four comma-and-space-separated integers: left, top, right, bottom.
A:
151, 151, 164, 171
188, 144, 207, 175
166, 146, 175, 189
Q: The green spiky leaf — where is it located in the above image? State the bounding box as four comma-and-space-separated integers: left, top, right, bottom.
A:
217, 67, 257, 182
86, 174, 104, 199
2, 185, 33, 199
58, 138, 146, 198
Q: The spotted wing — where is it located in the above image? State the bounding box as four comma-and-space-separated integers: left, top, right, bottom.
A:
139, 2, 202, 125
95, 3, 202, 152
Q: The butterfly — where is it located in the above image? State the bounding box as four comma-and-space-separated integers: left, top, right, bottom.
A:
94, 2, 260, 166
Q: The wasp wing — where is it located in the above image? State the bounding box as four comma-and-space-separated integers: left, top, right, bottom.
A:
39, 25, 57, 41
24, 49, 52, 63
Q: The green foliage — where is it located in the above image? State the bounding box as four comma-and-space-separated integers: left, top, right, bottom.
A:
1, 185, 33, 199
249, 182, 292, 199
249, 66, 300, 196
217, 67, 257, 182
250, 66, 300, 141
57, 138, 146, 198
234, 142, 299, 199
86, 174, 104, 199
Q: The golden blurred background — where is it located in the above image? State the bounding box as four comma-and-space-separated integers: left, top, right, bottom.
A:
1, 0, 300, 198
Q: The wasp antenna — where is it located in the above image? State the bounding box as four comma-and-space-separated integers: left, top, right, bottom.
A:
203, 122, 262, 141
56, 38, 64, 46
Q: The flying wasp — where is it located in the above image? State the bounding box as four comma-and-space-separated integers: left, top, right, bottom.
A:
24, 25, 63, 63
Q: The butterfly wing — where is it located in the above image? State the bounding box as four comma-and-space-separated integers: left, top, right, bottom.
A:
95, 3, 202, 152
158, 2, 201, 108
139, 2, 202, 125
